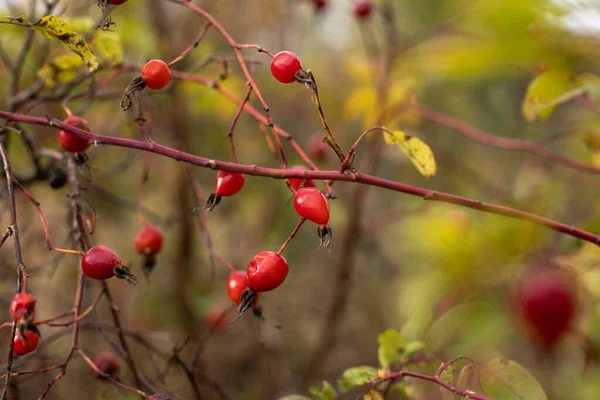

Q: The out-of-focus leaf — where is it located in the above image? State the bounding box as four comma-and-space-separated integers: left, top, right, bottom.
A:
95, 31, 123, 64
404, 340, 425, 358
363, 390, 384, 400
338, 366, 378, 391
457, 363, 481, 393
522, 69, 579, 122
480, 358, 548, 400
37, 54, 83, 88
309, 381, 337, 400
377, 329, 406, 367
384, 131, 436, 177
440, 364, 458, 400
31, 16, 98, 71
577, 73, 600, 107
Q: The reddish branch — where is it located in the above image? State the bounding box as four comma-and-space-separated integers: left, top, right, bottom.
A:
408, 103, 600, 175
0, 110, 598, 247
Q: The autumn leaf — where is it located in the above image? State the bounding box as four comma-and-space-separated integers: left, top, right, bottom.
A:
384, 130, 437, 177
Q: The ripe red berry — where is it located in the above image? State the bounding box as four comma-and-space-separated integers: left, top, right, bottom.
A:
246, 251, 289, 292
10, 293, 36, 321
134, 225, 164, 256
57, 115, 91, 153
93, 352, 120, 378
227, 270, 259, 305
141, 59, 171, 90
215, 171, 245, 197
294, 187, 330, 225
307, 135, 329, 161
13, 330, 39, 355
109, 0, 128, 4
271, 51, 303, 84
82, 245, 137, 284
287, 166, 316, 191
354, 0, 373, 19
515, 268, 577, 347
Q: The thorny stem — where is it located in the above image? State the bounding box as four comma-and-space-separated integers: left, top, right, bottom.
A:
277, 218, 307, 254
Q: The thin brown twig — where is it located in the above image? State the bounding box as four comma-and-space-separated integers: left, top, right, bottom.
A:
226, 84, 252, 163
277, 218, 306, 254
169, 22, 213, 67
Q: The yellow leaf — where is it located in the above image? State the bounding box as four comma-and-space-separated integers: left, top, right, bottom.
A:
37, 54, 83, 87
95, 31, 123, 64
394, 131, 437, 177
31, 16, 98, 71
522, 69, 578, 122
364, 390, 384, 400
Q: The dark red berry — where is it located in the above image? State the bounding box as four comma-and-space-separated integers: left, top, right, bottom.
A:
227, 270, 259, 306
13, 330, 39, 355
307, 135, 329, 161
246, 251, 289, 292
146, 395, 172, 400
287, 166, 316, 191
215, 171, 245, 197
10, 293, 36, 321
82, 245, 137, 284
93, 352, 120, 378
134, 225, 164, 256
109, 0, 128, 4
294, 187, 330, 225
354, 0, 373, 19
142, 60, 171, 90
57, 115, 91, 153
515, 268, 577, 347
271, 51, 303, 84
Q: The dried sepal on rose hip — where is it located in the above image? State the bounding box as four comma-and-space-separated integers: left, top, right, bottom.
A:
82, 245, 138, 284
293, 187, 332, 248
205, 171, 245, 212
96, 0, 128, 31
121, 59, 171, 111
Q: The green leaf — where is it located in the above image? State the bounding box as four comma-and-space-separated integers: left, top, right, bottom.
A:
309, 381, 337, 400
95, 31, 123, 64
577, 73, 600, 107
384, 130, 436, 177
439, 364, 458, 400
377, 329, 406, 367
30, 16, 98, 71
36, 54, 83, 88
404, 340, 425, 358
480, 358, 548, 400
456, 363, 481, 393
338, 366, 378, 391
522, 69, 580, 122
364, 390, 385, 400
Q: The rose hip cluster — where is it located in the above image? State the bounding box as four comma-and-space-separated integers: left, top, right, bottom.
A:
10, 292, 40, 355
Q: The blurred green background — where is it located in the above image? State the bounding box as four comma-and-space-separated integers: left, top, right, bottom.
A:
1, 0, 600, 399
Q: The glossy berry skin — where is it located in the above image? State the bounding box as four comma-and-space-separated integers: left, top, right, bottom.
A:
10, 293, 36, 321
109, 0, 128, 4
227, 270, 259, 305
354, 0, 373, 18
246, 251, 289, 292
215, 171, 245, 197
57, 115, 91, 153
287, 166, 315, 191
271, 51, 303, 84
93, 352, 120, 378
516, 269, 576, 347
141, 60, 171, 90
82, 245, 121, 280
294, 187, 330, 225
134, 225, 164, 256
13, 330, 39, 355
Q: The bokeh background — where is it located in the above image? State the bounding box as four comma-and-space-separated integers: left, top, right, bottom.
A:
1, 0, 600, 399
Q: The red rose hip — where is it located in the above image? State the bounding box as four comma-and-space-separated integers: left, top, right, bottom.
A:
271, 51, 303, 84
82, 245, 137, 284
109, 0, 128, 4
134, 225, 164, 256
206, 171, 245, 211
354, 0, 373, 19
10, 293, 36, 321
287, 166, 316, 191
142, 59, 171, 90
227, 270, 259, 306
57, 115, 91, 153
13, 330, 39, 355
246, 251, 289, 292
93, 352, 120, 378
515, 268, 577, 347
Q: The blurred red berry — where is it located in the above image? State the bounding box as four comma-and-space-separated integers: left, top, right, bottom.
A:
10, 293, 36, 321
134, 225, 164, 256
57, 115, 91, 153
93, 352, 120, 378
